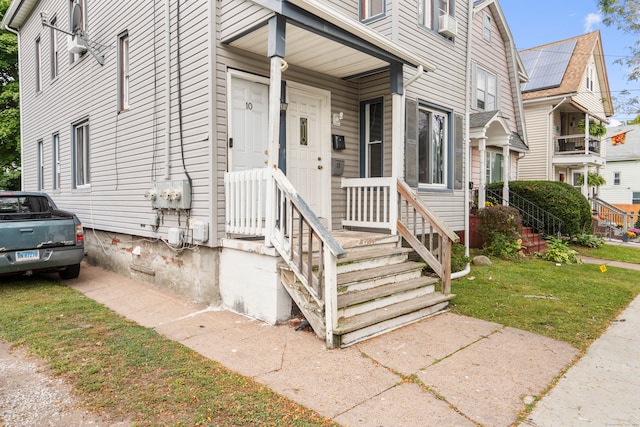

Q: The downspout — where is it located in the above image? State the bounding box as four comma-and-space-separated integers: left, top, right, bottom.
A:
4, 23, 24, 190
454, 0, 475, 279
163, 0, 171, 180
547, 97, 568, 180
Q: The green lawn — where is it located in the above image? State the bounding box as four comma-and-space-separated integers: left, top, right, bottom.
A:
0, 277, 337, 427
450, 251, 640, 351
575, 242, 640, 264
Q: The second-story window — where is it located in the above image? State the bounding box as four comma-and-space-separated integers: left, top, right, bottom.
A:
35, 37, 42, 92
360, 0, 384, 21
476, 67, 497, 111
613, 172, 621, 185
50, 16, 59, 79
419, 0, 454, 33
118, 31, 130, 112
483, 13, 492, 42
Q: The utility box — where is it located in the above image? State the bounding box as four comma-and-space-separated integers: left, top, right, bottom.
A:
192, 221, 209, 243
149, 180, 191, 210
331, 159, 345, 176
168, 228, 183, 245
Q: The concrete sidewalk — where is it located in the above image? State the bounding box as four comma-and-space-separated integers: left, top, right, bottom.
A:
67, 264, 580, 426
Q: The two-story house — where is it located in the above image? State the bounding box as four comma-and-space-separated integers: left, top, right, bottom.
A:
469, 0, 528, 210
3, 0, 480, 347
518, 31, 614, 198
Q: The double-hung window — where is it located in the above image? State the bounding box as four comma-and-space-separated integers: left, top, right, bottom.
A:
118, 31, 130, 112
73, 119, 90, 188
52, 133, 60, 190
406, 99, 455, 188
362, 99, 383, 177
483, 13, 492, 42
586, 65, 594, 92
419, 0, 454, 32
476, 67, 497, 111
37, 140, 44, 190
633, 192, 640, 204
613, 172, 621, 185
360, 0, 384, 21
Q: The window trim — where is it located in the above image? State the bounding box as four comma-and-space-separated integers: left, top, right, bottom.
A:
417, 102, 451, 189
52, 133, 60, 190
359, 0, 385, 22
117, 31, 130, 112
37, 140, 44, 190
482, 12, 492, 43
613, 171, 621, 186
72, 118, 91, 189
475, 65, 498, 111
418, 0, 455, 35
360, 98, 384, 178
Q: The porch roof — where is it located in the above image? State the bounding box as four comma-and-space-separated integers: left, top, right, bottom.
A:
227, 0, 436, 80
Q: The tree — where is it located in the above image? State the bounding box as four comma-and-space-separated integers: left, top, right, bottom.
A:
0, 0, 20, 190
597, 0, 640, 121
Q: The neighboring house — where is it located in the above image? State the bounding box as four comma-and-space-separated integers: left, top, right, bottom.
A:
4, 0, 482, 346
469, 0, 529, 209
518, 31, 614, 198
598, 124, 640, 217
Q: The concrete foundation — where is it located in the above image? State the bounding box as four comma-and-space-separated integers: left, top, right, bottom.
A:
219, 239, 292, 325
83, 229, 220, 305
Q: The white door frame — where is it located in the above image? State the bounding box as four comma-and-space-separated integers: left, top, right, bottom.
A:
286, 81, 332, 227
226, 69, 270, 171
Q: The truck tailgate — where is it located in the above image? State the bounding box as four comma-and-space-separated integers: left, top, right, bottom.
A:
0, 217, 78, 252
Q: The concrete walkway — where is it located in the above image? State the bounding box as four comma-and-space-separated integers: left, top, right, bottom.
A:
521, 255, 640, 427
67, 264, 580, 426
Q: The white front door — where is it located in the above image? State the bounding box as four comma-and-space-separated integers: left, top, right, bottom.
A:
286, 83, 331, 225
229, 74, 269, 171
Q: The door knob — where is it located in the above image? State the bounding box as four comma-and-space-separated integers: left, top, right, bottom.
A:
318, 165, 323, 170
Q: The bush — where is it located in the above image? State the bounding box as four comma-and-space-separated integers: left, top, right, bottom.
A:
571, 233, 605, 248
634, 210, 640, 229
451, 242, 470, 272
488, 181, 591, 237
539, 237, 581, 264
477, 205, 523, 259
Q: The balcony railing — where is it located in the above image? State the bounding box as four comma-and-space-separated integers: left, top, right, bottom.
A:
554, 134, 601, 155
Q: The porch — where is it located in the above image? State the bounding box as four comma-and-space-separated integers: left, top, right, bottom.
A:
223, 168, 459, 348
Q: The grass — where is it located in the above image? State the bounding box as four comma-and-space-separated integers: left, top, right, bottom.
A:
0, 277, 337, 427
574, 242, 640, 264
450, 247, 640, 351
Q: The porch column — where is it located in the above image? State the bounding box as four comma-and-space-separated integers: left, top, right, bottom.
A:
265, 16, 286, 246
502, 145, 510, 205
584, 113, 590, 155
478, 137, 487, 208
390, 62, 404, 235
582, 164, 589, 198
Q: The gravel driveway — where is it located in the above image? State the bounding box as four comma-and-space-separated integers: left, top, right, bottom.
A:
0, 340, 130, 427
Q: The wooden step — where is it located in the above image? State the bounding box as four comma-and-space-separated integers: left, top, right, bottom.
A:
335, 292, 455, 345
337, 261, 426, 292
338, 276, 437, 308
338, 283, 435, 318
336, 247, 412, 274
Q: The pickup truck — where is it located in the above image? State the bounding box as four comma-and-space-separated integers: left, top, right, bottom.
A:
0, 191, 84, 279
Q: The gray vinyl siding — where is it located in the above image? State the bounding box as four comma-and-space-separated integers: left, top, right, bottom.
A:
470, 6, 517, 133
17, 0, 215, 243
519, 103, 550, 180
220, 0, 273, 42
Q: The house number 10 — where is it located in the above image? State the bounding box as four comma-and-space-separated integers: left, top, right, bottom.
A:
245, 102, 253, 110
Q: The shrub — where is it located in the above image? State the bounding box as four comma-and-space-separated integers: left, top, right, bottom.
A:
571, 233, 605, 248
539, 237, 581, 264
634, 210, 640, 229
477, 205, 523, 259
451, 242, 470, 272
488, 181, 591, 237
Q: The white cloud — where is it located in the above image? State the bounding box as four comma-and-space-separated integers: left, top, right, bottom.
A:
584, 13, 602, 32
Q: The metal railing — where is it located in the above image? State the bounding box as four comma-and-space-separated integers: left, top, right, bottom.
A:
554, 134, 601, 155
486, 188, 564, 238
590, 197, 633, 239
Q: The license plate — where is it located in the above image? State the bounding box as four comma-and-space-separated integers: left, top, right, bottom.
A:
16, 250, 39, 262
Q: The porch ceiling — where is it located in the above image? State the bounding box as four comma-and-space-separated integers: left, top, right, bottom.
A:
229, 23, 389, 79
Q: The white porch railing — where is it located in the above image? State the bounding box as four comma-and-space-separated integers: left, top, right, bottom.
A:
341, 177, 459, 294
224, 168, 346, 348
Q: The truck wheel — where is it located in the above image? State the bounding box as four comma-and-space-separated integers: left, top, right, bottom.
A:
59, 264, 81, 280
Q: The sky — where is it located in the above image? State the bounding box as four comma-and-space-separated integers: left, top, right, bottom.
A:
499, 0, 638, 126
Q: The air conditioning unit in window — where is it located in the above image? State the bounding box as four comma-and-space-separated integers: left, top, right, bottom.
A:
67, 34, 87, 54
438, 14, 458, 38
